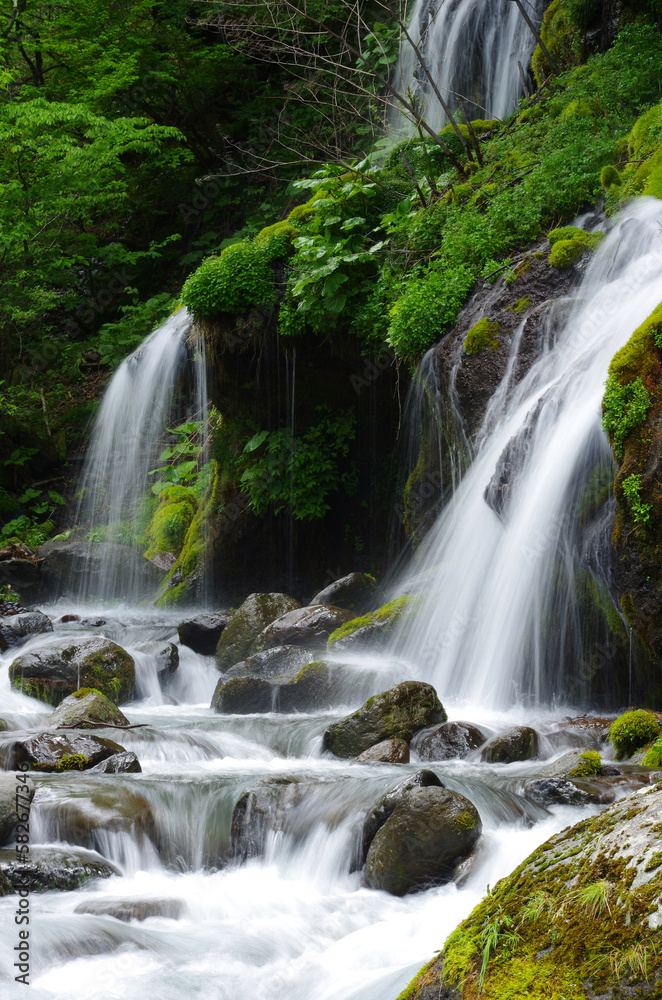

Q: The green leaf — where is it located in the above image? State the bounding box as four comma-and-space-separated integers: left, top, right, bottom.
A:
243, 430, 269, 453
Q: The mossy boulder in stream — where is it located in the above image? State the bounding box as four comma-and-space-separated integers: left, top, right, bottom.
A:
0, 845, 120, 892
323, 682, 447, 758
326, 596, 420, 652
8, 637, 135, 706
309, 572, 384, 613
480, 725, 539, 763
212, 658, 358, 713
251, 605, 356, 654
215, 592, 300, 671
0, 773, 35, 845
6, 732, 127, 772
365, 786, 481, 896
396, 782, 662, 999
45, 688, 129, 729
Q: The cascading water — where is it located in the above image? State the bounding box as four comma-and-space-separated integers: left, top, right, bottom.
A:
72, 308, 208, 602
391, 0, 546, 130
393, 198, 662, 707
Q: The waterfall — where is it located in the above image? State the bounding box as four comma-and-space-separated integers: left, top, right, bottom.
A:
394, 198, 662, 707
73, 307, 208, 602
391, 0, 546, 131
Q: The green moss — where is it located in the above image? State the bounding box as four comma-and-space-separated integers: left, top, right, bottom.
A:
606, 302, 662, 385
610, 709, 660, 760
569, 750, 602, 777
287, 203, 316, 223
144, 485, 197, 559
72, 687, 103, 700
54, 753, 89, 772
600, 165, 622, 188
602, 375, 651, 460
457, 810, 477, 831
509, 297, 531, 315
327, 595, 419, 646
254, 219, 300, 256
643, 738, 662, 767
464, 317, 500, 355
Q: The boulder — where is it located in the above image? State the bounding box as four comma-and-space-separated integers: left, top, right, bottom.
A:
0, 773, 36, 845
212, 659, 353, 714
0, 557, 40, 598
74, 897, 184, 921
309, 572, 385, 613
215, 593, 300, 671
220, 645, 319, 682
34, 785, 154, 847
364, 786, 482, 896
0, 845, 119, 892
8, 636, 135, 705
356, 739, 410, 763
251, 605, 356, 654
87, 751, 141, 773
0, 870, 13, 895
231, 778, 307, 861
6, 732, 127, 772
519, 777, 590, 807
413, 720, 487, 761
398, 783, 662, 998
361, 770, 445, 863
134, 640, 179, 680
177, 613, 232, 656
327, 596, 420, 651
323, 682, 447, 758
45, 688, 130, 729
40, 540, 165, 599
480, 725, 539, 763
0, 610, 52, 651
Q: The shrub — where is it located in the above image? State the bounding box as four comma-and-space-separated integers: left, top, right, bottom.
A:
602, 375, 651, 460
180, 240, 277, 317
388, 265, 474, 358
621, 473, 651, 525
609, 709, 660, 760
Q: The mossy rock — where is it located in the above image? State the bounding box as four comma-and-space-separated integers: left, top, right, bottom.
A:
250, 605, 356, 655
327, 595, 420, 651
480, 726, 539, 764
397, 783, 662, 998
46, 688, 130, 729
6, 731, 126, 772
547, 227, 604, 269
322, 681, 446, 758
215, 592, 300, 671
464, 318, 499, 356
144, 486, 197, 560
609, 709, 660, 760
9, 637, 135, 706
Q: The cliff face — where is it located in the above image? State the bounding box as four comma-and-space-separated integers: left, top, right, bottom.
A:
397, 782, 662, 1000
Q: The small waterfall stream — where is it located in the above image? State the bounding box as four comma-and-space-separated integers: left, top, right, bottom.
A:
391, 0, 547, 130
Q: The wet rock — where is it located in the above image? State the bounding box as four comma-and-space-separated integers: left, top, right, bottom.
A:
0, 557, 40, 598
309, 573, 385, 613
323, 681, 447, 758
150, 551, 177, 573
413, 720, 488, 761
231, 778, 307, 861
519, 777, 590, 807
87, 751, 141, 773
59, 614, 81, 623
212, 659, 353, 714
8, 636, 135, 705
6, 732, 127, 772
177, 613, 232, 656
35, 785, 154, 847
327, 596, 420, 652
134, 640, 179, 680
74, 897, 184, 921
0, 845, 120, 891
46, 689, 130, 729
0, 610, 52, 651
0, 870, 14, 895
0, 773, 35, 845
223, 645, 319, 681
251, 605, 356, 654
480, 725, 539, 763
39, 540, 166, 599
361, 770, 445, 863
364, 786, 482, 896
215, 593, 300, 672
356, 739, 410, 764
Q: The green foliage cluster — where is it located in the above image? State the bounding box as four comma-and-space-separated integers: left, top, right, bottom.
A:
602, 376, 651, 459
643, 737, 662, 766
180, 240, 279, 318
568, 750, 603, 777
144, 486, 198, 559
239, 407, 357, 519
609, 709, 660, 759
464, 318, 500, 356
547, 226, 605, 268
1, 486, 66, 549
621, 473, 652, 524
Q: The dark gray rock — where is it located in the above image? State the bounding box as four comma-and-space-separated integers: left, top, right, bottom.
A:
212, 660, 354, 714
0, 870, 14, 895
46, 689, 130, 729
6, 732, 127, 772
87, 751, 141, 773
251, 605, 356, 654
480, 726, 539, 764
309, 573, 385, 613
216, 593, 300, 671
74, 897, 184, 921
33, 785, 154, 846
40, 540, 166, 598
361, 770, 444, 863
134, 640, 179, 680
519, 777, 590, 807
323, 682, 447, 758
8, 636, 135, 706
177, 614, 232, 656
0, 773, 35, 846
221, 645, 319, 682
413, 721, 488, 762
231, 778, 307, 861
364, 786, 482, 895
0, 845, 120, 891
0, 610, 52, 651
0, 558, 40, 597
356, 739, 410, 763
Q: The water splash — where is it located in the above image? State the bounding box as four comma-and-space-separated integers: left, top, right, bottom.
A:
394, 198, 662, 707
391, 0, 546, 131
